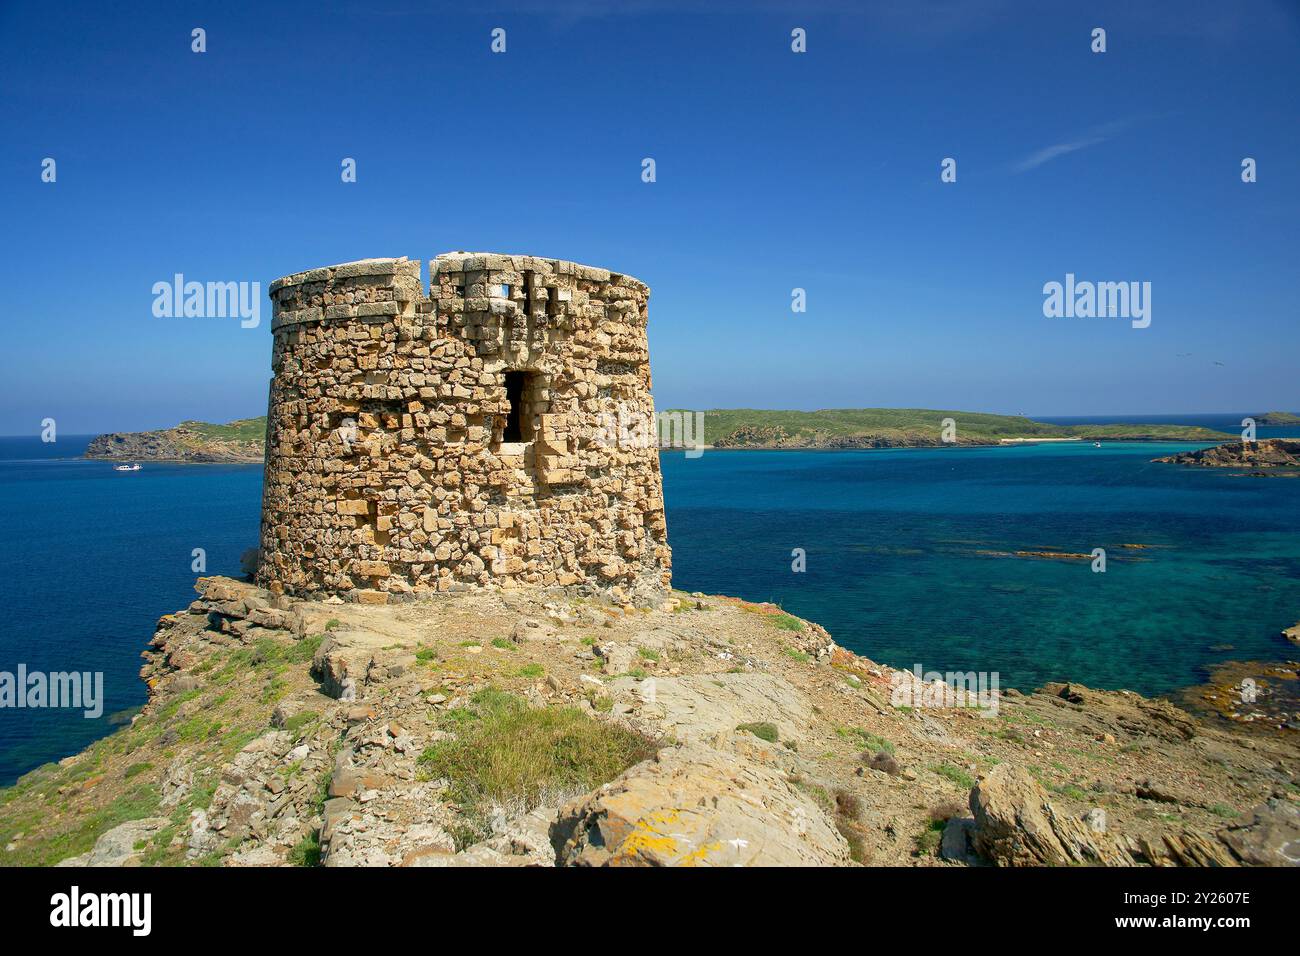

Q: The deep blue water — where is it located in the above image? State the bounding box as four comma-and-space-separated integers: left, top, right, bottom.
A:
0, 436, 261, 785
1, 415, 1298, 785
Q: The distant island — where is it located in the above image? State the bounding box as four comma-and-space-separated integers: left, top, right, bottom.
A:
688, 408, 1232, 448
1255, 411, 1300, 425
84, 410, 1233, 462
85, 418, 265, 463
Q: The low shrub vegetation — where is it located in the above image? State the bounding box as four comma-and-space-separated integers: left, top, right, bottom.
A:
418, 689, 658, 846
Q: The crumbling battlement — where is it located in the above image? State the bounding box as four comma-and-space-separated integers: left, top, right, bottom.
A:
257, 252, 671, 605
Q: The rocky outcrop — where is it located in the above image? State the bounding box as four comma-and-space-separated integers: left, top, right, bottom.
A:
551, 743, 852, 866
964, 763, 1300, 867
967, 765, 1137, 866
1154, 439, 1300, 470
7, 575, 1296, 870
1032, 681, 1200, 744
1217, 799, 1300, 866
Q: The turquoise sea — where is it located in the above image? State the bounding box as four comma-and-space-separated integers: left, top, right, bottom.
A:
1, 414, 1298, 785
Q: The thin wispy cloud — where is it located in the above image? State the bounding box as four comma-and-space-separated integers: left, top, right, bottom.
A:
1012, 118, 1142, 173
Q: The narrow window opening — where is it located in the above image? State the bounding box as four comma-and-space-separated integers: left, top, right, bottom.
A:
504, 371, 527, 442
546, 286, 559, 318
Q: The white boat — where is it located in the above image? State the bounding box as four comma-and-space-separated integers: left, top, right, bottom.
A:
114, 463, 142, 472
1094, 441, 1102, 448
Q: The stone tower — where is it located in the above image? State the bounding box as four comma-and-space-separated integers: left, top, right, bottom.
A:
257, 253, 672, 605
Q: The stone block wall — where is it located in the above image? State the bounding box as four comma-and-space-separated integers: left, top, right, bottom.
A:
256, 252, 672, 605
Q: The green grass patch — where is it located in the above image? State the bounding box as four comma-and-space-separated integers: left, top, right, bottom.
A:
417, 690, 658, 845
915, 820, 944, 856
283, 710, 319, 737
0, 783, 161, 867
288, 830, 322, 866
736, 722, 779, 743
835, 726, 895, 754
930, 763, 975, 789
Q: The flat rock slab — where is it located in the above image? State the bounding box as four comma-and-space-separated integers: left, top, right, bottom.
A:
552, 743, 851, 866
1218, 799, 1300, 866
57, 817, 171, 867
609, 672, 811, 745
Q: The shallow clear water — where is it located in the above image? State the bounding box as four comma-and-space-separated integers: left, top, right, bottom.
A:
661, 436, 1300, 704
0, 418, 1297, 784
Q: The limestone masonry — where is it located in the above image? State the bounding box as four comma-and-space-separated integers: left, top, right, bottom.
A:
257, 252, 671, 605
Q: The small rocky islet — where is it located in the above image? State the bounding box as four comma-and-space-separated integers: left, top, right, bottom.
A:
3, 575, 1296, 868
1154, 438, 1300, 473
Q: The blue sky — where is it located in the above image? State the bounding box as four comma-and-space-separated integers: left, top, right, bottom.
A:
1, 0, 1297, 434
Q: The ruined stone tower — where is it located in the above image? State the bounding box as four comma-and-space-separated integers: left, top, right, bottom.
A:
256, 253, 671, 605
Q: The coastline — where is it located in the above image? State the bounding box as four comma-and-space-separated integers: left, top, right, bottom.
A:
76, 408, 1238, 463
77, 438, 1221, 463
673, 437, 1222, 452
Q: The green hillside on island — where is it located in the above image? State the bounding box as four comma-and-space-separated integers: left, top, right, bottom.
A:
177, 417, 266, 442
85, 418, 266, 462
679, 408, 1233, 448
1256, 411, 1300, 425
85, 409, 1231, 461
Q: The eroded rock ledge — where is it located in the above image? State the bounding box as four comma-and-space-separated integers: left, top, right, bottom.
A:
3, 576, 1297, 868
1155, 439, 1300, 471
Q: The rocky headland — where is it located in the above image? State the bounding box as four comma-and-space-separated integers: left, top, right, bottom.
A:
3, 576, 1296, 868
1154, 439, 1300, 471
85, 419, 264, 463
